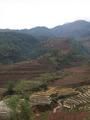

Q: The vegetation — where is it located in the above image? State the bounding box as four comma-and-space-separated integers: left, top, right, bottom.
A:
5, 81, 16, 95
0, 31, 89, 66
0, 21, 90, 120
14, 80, 47, 94
6, 95, 34, 120
0, 31, 39, 64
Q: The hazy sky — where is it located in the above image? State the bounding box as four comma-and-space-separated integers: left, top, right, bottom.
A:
0, 0, 90, 29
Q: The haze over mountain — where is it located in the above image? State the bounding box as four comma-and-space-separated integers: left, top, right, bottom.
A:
17, 20, 90, 39
20, 27, 55, 40
0, 20, 90, 39
52, 20, 90, 38
0, 20, 90, 64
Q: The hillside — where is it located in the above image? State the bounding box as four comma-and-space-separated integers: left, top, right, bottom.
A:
0, 21, 90, 120
81, 37, 90, 53
0, 30, 89, 65
20, 27, 55, 40
40, 38, 89, 69
0, 64, 90, 120
0, 38, 89, 87
51, 63, 90, 87
0, 59, 55, 87
0, 31, 39, 64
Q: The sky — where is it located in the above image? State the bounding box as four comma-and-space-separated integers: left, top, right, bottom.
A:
0, 0, 90, 29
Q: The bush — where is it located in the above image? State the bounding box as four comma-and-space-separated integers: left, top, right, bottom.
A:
5, 81, 15, 96
6, 96, 34, 120
17, 99, 32, 120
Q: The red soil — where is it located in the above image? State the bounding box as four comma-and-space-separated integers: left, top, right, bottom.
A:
0, 60, 52, 87
52, 65, 90, 86
52, 76, 85, 86
48, 111, 90, 120
0, 59, 90, 87
65, 66, 85, 73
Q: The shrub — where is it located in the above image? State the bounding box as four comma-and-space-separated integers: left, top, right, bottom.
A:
6, 96, 34, 120
5, 81, 15, 96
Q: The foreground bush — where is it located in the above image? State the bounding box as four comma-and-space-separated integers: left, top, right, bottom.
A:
6, 96, 34, 120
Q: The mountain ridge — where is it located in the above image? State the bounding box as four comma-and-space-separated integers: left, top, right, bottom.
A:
0, 20, 90, 64
0, 20, 90, 39
13, 20, 90, 39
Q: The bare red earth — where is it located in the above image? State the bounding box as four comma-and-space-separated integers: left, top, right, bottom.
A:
52, 65, 90, 86
0, 60, 52, 87
48, 111, 90, 120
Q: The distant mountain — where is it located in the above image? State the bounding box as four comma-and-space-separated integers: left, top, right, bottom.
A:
0, 20, 90, 40
52, 20, 90, 38
18, 20, 90, 40
0, 20, 90, 64
19, 27, 55, 40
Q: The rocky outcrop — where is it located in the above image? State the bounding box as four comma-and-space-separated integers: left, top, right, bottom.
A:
30, 94, 51, 107
0, 101, 12, 120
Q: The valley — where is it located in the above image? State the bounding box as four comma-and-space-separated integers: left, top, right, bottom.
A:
0, 20, 90, 120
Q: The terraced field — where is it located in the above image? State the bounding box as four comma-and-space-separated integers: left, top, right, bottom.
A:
51, 64, 90, 87
30, 85, 90, 120
30, 87, 77, 107
0, 60, 90, 88
63, 86, 90, 110
0, 60, 52, 87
